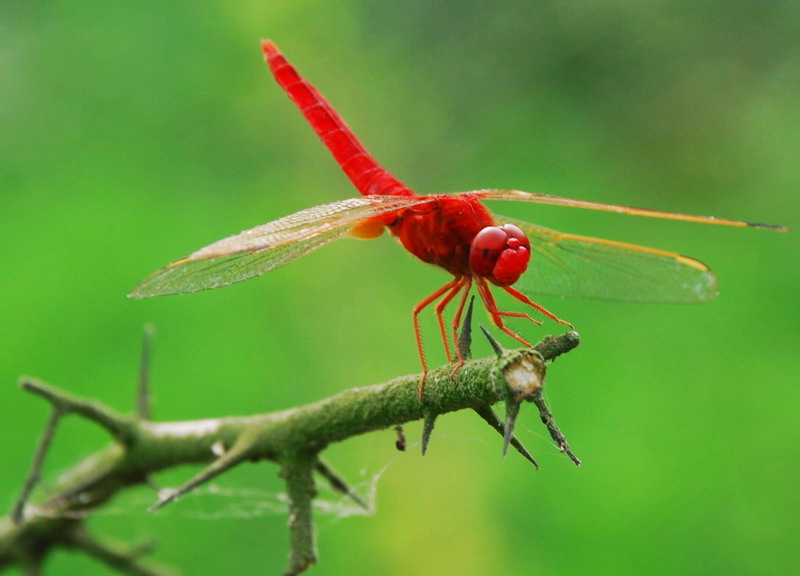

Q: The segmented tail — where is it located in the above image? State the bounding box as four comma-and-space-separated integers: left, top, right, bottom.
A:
262, 41, 412, 198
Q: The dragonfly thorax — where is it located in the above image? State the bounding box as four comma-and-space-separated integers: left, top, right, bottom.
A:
389, 195, 495, 278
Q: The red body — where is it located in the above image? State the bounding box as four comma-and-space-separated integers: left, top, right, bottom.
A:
265, 42, 520, 286
388, 194, 493, 277
262, 41, 562, 395
266, 44, 412, 199
131, 42, 784, 398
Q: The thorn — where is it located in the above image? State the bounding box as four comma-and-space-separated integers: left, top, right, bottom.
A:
502, 400, 521, 459
532, 392, 581, 466
13, 407, 62, 523
149, 438, 251, 512
480, 325, 505, 357
457, 296, 476, 360
421, 411, 437, 455
149, 488, 181, 512
137, 324, 155, 420
472, 406, 539, 468
315, 458, 368, 510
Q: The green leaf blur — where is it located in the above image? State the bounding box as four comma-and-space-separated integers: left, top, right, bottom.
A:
1, 1, 797, 575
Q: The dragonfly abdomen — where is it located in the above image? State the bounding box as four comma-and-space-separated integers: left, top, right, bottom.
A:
263, 41, 412, 198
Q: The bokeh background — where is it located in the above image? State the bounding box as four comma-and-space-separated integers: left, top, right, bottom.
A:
2, 2, 798, 574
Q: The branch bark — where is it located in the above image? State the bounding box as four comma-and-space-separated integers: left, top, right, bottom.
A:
1, 331, 580, 575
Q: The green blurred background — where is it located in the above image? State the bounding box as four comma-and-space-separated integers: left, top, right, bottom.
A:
2, 1, 798, 574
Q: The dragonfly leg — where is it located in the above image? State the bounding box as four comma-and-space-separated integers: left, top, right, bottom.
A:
434, 279, 468, 363
474, 279, 534, 347
502, 285, 574, 328
413, 278, 465, 399
448, 279, 473, 380
474, 280, 573, 348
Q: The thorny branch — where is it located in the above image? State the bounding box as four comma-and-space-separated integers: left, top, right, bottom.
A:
1, 330, 580, 576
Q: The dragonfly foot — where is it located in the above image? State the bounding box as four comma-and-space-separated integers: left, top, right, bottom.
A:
448, 359, 466, 382
417, 372, 428, 401
554, 316, 574, 330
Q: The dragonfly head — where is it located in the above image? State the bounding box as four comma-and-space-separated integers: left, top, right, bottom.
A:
469, 224, 531, 286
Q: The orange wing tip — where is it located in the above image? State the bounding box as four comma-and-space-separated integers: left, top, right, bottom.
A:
674, 254, 710, 273
476, 189, 789, 231
166, 256, 192, 268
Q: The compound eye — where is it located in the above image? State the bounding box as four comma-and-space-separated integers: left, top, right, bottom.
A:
469, 226, 508, 277
469, 224, 532, 286
503, 224, 529, 250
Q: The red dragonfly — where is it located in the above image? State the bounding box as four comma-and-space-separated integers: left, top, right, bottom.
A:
131, 41, 787, 397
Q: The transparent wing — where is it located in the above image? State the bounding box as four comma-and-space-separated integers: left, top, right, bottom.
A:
130, 195, 432, 297
470, 189, 788, 231
498, 215, 719, 303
